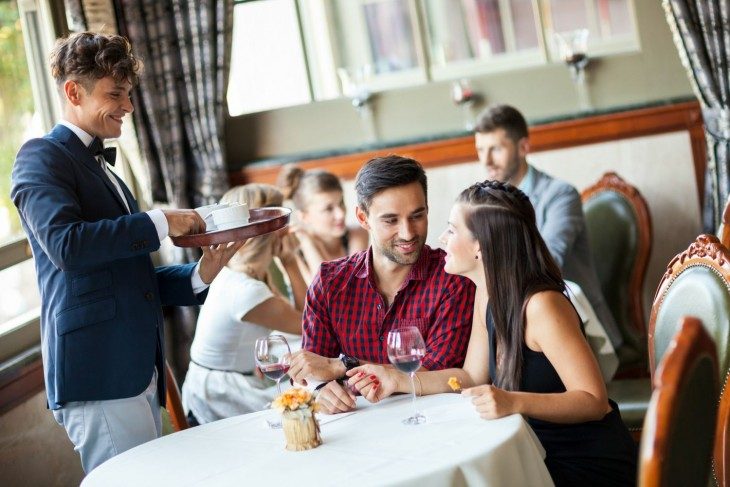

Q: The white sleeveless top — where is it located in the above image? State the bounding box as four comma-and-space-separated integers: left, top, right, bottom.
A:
190, 266, 274, 373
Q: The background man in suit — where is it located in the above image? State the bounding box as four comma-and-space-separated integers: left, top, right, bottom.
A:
473, 104, 622, 350
11, 32, 243, 473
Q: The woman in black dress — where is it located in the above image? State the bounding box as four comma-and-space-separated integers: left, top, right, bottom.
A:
348, 180, 637, 486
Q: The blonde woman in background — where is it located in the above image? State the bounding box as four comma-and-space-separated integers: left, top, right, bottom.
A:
277, 164, 368, 283
182, 184, 306, 425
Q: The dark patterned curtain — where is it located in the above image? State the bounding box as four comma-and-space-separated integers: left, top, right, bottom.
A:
113, 0, 234, 374
664, 1, 730, 233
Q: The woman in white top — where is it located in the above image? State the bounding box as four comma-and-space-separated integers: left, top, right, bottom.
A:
277, 164, 368, 284
182, 184, 306, 424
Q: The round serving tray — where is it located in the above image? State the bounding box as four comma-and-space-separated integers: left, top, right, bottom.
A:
170, 207, 292, 247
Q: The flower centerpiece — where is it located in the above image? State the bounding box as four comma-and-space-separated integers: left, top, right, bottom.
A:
272, 388, 322, 451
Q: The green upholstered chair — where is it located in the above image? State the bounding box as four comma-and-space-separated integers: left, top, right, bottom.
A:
648, 234, 730, 486
581, 172, 652, 371
609, 233, 730, 456
639, 317, 718, 487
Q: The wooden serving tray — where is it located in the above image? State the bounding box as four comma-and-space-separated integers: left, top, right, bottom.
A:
170, 207, 292, 247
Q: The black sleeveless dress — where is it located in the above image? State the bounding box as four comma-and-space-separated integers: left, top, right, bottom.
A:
486, 308, 637, 486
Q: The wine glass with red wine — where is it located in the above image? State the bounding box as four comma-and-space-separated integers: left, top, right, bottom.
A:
387, 326, 426, 425
255, 334, 291, 428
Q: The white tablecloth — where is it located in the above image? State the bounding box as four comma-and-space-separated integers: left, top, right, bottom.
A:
83, 393, 553, 487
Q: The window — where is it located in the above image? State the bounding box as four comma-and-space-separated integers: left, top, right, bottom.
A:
228, 0, 638, 114
542, 0, 637, 57
423, 0, 544, 79
1, 0, 39, 244
0, 0, 57, 361
227, 0, 312, 116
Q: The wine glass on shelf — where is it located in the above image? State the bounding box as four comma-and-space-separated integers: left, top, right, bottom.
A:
254, 334, 292, 429
387, 326, 426, 425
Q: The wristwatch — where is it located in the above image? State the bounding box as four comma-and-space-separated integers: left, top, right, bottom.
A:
340, 354, 360, 371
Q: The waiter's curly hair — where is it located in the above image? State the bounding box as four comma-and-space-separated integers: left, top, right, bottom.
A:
49, 32, 143, 89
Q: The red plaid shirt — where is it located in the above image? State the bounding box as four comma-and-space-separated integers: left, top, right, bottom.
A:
302, 245, 475, 370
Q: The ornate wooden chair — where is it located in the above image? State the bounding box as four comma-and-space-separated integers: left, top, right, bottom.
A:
163, 361, 189, 433
648, 234, 730, 485
581, 171, 652, 371
609, 234, 730, 456
638, 317, 718, 487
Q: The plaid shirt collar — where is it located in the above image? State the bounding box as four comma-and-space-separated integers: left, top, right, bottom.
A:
354, 244, 430, 283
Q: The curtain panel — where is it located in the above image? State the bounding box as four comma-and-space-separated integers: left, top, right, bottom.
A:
114, 0, 233, 211
113, 0, 234, 373
664, 0, 730, 233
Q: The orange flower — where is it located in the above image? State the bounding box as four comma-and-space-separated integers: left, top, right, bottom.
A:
447, 376, 462, 392
272, 388, 317, 412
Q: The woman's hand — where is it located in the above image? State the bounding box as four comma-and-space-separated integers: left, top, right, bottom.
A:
463, 384, 520, 420
346, 364, 399, 403
275, 228, 300, 265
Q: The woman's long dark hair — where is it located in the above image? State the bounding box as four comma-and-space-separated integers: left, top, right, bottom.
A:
458, 180, 565, 391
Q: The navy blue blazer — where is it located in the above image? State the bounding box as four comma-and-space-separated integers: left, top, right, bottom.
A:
11, 124, 206, 409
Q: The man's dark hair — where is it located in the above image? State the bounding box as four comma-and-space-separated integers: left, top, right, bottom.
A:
474, 104, 529, 143
355, 155, 427, 213
49, 32, 142, 90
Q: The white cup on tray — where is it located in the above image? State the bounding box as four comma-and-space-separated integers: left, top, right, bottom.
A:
210, 203, 250, 231
195, 203, 230, 232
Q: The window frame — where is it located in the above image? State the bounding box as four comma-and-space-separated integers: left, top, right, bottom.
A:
0, 0, 62, 364
230, 0, 640, 114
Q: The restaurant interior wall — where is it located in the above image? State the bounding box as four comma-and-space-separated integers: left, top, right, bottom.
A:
225, 0, 693, 164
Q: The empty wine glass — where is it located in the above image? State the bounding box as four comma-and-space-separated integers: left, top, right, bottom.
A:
387, 326, 426, 425
255, 334, 291, 428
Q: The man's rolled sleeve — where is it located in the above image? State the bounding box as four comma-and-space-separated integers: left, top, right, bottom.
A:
421, 277, 475, 370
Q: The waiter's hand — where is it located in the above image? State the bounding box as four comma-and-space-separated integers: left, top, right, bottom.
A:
163, 209, 206, 236
199, 240, 246, 284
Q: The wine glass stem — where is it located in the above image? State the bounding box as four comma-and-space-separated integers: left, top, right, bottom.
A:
276, 378, 282, 394
409, 372, 417, 413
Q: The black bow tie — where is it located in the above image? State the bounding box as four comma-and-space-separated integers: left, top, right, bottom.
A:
89, 137, 117, 166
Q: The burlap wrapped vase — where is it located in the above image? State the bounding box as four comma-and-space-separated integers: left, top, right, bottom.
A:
282, 407, 322, 451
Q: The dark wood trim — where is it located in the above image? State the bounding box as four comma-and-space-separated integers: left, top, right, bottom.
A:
231, 101, 706, 203
0, 347, 44, 415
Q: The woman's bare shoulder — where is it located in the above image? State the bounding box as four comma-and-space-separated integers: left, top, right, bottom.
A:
525, 290, 580, 337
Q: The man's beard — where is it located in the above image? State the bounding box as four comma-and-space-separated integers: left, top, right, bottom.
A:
377, 237, 425, 265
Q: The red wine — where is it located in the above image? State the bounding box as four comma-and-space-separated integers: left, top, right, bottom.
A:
392, 354, 423, 373
260, 363, 290, 380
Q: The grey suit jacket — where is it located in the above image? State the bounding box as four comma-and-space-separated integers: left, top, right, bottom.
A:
527, 166, 623, 348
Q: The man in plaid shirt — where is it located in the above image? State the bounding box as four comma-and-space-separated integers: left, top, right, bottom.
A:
288, 155, 475, 413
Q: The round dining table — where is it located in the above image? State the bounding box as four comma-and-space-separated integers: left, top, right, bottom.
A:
82, 392, 554, 486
